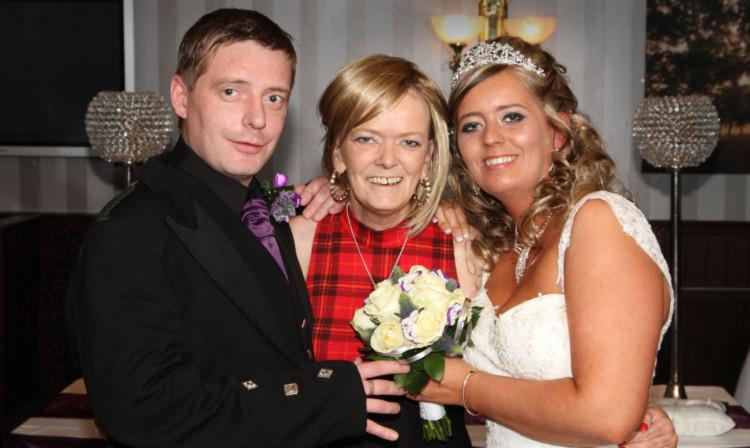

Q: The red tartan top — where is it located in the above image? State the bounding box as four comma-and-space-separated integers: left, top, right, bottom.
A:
308, 210, 457, 362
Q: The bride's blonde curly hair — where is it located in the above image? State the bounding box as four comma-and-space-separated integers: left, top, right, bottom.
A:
448, 36, 632, 268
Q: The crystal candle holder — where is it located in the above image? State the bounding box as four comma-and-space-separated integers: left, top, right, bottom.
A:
85, 91, 173, 164
633, 94, 720, 168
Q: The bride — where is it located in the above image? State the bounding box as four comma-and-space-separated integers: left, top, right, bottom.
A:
414, 37, 675, 448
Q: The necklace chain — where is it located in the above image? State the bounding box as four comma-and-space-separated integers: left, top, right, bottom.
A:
345, 203, 408, 288
513, 215, 551, 284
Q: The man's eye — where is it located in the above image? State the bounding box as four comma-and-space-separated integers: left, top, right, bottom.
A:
268, 94, 284, 104
222, 88, 237, 96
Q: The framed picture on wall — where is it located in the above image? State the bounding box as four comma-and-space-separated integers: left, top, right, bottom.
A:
643, 0, 749, 174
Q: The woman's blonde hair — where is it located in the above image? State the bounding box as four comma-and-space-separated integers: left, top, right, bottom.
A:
318, 54, 451, 235
448, 36, 631, 267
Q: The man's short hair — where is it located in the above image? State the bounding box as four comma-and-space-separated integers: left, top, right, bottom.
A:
176, 8, 297, 91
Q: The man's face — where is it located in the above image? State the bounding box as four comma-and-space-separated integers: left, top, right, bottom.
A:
171, 40, 293, 186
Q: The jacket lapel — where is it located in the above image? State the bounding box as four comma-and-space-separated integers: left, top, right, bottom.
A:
142, 158, 303, 365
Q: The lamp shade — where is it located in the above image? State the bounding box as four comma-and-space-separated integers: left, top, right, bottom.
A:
431, 14, 485, 44
633, 95, 720, 168
504, 16, 557, 44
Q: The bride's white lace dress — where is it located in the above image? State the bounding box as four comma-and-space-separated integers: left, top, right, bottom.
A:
464, 191, 674, 448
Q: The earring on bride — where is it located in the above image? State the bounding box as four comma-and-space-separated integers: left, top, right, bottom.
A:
549, 148, 560, 174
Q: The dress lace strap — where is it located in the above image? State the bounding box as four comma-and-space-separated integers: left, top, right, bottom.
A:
555, 191, 674, 307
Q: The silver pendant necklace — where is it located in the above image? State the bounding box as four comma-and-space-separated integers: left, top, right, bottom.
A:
345, 203, 408, 287
514, 215, 551, 283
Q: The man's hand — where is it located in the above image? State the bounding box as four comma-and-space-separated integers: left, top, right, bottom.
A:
355, 358, 410, 441
294, 177, 344, 222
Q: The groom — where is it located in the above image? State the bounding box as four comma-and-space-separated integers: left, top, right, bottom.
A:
66, 8, 407, 447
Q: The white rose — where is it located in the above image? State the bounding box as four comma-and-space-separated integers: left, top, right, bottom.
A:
410, 270, 453, 310
363, 279, 402, 317
370, 318, 407, 353
350, 307, 377, 333
410, 308, 446, 346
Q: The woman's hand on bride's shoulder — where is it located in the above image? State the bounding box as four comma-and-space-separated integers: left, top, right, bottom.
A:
434, 198, 472, 243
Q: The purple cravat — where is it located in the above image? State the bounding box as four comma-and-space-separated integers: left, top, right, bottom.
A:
241, 195, 288, 280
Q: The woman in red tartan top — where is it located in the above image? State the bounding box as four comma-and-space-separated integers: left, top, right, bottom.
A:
306, 209, 462, 363
291, 55, 481, 447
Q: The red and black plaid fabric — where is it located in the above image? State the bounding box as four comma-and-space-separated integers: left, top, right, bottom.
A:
308, 211, 457, 362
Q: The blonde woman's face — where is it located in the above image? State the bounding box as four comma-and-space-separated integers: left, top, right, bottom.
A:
455, 69, 563, 211
333, 90, 434, 230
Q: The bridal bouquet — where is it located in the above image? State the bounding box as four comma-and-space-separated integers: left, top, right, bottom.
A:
350, 265, 481, 442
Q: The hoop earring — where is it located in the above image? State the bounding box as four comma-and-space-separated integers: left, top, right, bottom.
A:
412, 177, 432, 206
329, 170, 350, 202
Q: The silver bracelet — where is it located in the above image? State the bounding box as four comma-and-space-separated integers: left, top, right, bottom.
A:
462, 369, 481, 416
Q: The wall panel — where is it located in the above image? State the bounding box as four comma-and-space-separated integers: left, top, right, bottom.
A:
0, 0, 746, 221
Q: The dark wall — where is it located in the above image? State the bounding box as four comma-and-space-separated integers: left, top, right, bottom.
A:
1, 214, 93, 443
652, 221, 750, 395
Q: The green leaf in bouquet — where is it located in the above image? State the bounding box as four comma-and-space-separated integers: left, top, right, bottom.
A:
390, 266, 404, 284
260, 183, 294, 205
433, 335, 463, 356
405, 370, 430, 395
471, 305, 482, 326
363, 352, 392, 362
399, 293, 417, 317
454, 305, 484, 345
394, 368, 422, 389
355, 329, 373, 342
422, 352, 445, 381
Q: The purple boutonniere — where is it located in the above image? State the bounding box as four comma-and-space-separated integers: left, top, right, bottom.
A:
261, 173, 301, 223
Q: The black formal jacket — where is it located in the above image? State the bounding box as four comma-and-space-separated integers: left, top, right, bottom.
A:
67, 140, 366, 447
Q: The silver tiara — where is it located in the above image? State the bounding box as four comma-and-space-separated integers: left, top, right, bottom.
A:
451, 41, 545, 88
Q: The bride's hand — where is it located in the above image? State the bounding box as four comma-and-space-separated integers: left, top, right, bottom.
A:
411, 357, 473, 407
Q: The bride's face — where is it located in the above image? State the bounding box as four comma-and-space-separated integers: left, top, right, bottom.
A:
455, 69, 564, 210
333, 90, 434, 230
